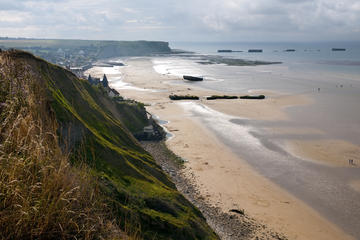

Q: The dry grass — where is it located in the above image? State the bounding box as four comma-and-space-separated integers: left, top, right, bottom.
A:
0, 52, 127, 239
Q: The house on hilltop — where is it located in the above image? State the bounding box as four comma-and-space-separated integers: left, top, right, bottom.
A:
87, 74, 121, 99
87, 74, 92, 84
102, 74, 109, 88
87, 74, 100, 85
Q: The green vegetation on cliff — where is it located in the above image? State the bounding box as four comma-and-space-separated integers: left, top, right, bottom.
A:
0, 50, 217, 240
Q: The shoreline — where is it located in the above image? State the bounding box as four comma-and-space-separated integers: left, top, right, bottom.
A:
141, 141, 286, 240
85, 57, 355, 239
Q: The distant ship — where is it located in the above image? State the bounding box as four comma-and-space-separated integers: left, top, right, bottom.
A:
285, 49, 296, 52
248, 49, 263, 53
217, 50, 243, 53
183, 75, 203, 81
332, 48, 346, 51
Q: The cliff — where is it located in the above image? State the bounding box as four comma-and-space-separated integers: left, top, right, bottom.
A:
95, 41, 171, 58
0, 50, 217, 240
0, 39, 171, 65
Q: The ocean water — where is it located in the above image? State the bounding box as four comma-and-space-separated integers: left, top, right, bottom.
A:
158, 41, 360, 91
171, 41, 360, 73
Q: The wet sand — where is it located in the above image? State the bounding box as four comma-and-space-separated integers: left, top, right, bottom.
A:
286, 139, 360, 167
204, 92, 313, 121
85, 58, 357, 239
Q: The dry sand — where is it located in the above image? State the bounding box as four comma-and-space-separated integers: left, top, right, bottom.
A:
85, 58, 354, 240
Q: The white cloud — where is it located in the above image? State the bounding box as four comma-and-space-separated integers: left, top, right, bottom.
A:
126, 19, 139, 23
0, 0, 359, 41
123, 8, 139, 14
0, 10, 30, 23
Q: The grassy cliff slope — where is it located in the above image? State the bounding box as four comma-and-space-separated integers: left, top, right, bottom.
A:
0, 50, 217, 240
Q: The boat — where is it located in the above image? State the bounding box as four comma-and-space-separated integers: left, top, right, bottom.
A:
240, 95, 265, 100
218, 49, 243, 53
169, 94, 199, 100
183, 75, 203, 81
332, 48, 346, 51
248, 49, 263, 53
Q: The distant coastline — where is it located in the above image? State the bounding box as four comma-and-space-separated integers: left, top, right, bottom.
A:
0, 38, 172, 78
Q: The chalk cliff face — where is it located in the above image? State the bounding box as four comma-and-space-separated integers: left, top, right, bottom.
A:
0, 50, 217, 240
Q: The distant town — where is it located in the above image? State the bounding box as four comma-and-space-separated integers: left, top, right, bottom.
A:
0, 38, 172, 78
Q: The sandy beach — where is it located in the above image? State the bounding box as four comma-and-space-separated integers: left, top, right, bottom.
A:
85, 57, 357, 240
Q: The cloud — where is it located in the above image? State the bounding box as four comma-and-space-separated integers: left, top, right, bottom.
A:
0, 0, 359, 41
0, 11, 31, 23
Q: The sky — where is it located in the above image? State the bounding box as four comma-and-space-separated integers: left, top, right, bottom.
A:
0, 0, 360, 42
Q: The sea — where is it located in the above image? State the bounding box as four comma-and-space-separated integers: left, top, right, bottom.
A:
149, 41, 360, 238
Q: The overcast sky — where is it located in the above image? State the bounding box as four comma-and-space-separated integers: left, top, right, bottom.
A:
1, 0, 360, 42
